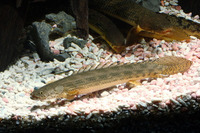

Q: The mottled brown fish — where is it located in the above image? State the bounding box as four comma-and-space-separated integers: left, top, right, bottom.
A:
31, 56, 192, 101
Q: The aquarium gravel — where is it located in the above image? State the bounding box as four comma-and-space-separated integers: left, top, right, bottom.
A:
0, 0, 200, 131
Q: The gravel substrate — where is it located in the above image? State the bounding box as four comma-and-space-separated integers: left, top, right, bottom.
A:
1, 0, 200, 132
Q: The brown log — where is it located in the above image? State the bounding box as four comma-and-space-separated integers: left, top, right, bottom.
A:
70, 0, 89, 40
0, 3, 24, 71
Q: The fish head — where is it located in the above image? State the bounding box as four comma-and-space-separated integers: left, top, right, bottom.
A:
138, 27, 191, 42
30, 85, 64, 101
159, 27, 191, 41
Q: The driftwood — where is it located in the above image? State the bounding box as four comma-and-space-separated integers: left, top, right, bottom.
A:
0, 2, 25, 71
70, 0, 88, 40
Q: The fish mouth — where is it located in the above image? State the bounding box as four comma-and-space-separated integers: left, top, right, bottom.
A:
30, 93, 49, 101
30, 93, 40, 100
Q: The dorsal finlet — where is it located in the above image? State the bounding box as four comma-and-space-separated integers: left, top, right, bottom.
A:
72, 56, 176, 75
73, 61, 127, 74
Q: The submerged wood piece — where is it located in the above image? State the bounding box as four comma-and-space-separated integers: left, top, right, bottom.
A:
71, 0, 89, 40
0, 4, 24, 71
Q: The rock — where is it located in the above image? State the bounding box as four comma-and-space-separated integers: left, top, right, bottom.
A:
30, 22, 54, 61
54, 53, 71, 62
45, 11, 76, 38
134, 0, 161, 12
29, 11, 77, 62
63, 37, 87, 49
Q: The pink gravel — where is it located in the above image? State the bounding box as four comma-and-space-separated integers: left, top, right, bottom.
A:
2, 98, 9, 103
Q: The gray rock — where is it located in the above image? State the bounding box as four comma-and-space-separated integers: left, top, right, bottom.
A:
54, 53, 71, 62
31, 22, 54, 61
134, 0, 160, 12
63, 37, 87, 49
45, 11, 76, 37
29, 11, 77, 62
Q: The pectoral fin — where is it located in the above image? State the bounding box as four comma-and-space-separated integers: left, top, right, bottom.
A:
126, 25, 143, 46
59, 90, 79, 100
127, 80, 142, 88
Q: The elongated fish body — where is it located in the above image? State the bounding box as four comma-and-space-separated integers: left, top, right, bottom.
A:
89, 0, 200, 45
31, 56, 192, 101
88, 9, 126, 53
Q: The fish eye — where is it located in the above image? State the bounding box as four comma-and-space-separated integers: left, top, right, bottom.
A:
40, 91, 43, 95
